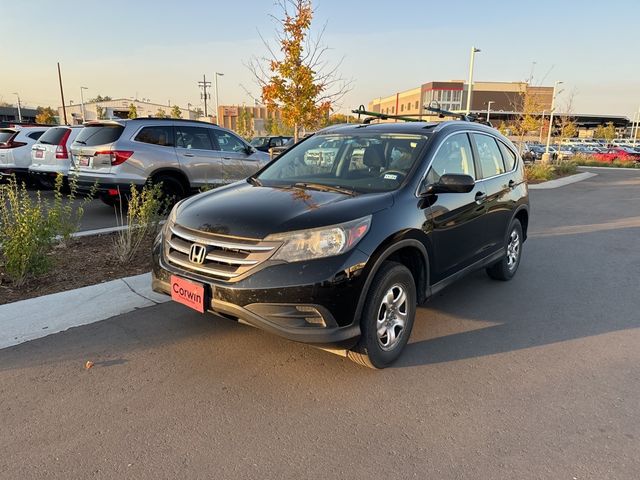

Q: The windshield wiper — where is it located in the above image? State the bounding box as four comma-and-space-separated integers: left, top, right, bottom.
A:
74, 140, 87, 145
247, 176, 262, 187
292, 182, 357, 196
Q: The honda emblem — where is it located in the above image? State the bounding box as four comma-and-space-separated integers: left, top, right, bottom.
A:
188, 244, 207, 265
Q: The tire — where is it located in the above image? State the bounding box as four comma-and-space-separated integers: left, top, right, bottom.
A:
153, 174, 186, 208
347, 261, 417, 369
486, 219, 523, 281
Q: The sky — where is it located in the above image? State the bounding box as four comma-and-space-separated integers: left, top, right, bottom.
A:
2, 0, 640, 118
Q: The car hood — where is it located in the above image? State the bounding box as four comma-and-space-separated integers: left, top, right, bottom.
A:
175, 181, 394, 239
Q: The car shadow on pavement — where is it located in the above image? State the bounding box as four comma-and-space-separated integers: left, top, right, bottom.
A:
395, 225, 640, 368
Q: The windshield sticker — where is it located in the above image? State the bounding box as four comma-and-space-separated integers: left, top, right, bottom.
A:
384, 173, 398, 180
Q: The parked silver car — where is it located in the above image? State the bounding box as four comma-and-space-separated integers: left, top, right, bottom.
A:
29, 125, 84, 188
0, 126, 49, 181
71, 119, 270, 206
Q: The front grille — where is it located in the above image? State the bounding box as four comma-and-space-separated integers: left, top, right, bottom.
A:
165, 223, 281, 281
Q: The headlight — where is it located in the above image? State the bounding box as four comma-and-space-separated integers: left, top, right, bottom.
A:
162, 200, 183, 236
265, 216, 371, 262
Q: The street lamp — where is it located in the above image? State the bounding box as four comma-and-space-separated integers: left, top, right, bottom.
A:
544, 81, 564, 161
465, 46, 481, 115
80, 86, 88, 123
12, 92, 22, 123
486, 100, 495, 123
215, 72, 224, 123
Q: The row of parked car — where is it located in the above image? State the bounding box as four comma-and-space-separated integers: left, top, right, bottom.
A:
519, 141, 640, 163
0, 120, 293, 205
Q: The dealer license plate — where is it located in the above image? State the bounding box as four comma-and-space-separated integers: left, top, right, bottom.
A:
170, 275, 205, 313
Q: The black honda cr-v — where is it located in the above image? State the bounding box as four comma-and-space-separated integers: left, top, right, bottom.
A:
152, 119, 529, 368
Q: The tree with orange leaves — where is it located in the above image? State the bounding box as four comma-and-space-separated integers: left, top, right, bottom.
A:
249, 0, 350, 141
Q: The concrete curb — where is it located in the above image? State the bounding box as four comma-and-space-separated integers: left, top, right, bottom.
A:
577, 165, 640, 172
529, 172, 597, 190
0, 272, 169, 350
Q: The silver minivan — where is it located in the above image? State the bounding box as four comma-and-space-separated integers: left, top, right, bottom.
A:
71, 119, 270, 206
29, 125, 84, 188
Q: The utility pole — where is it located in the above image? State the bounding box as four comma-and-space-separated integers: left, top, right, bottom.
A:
198, 75, 212, 118
539, 110, 546, 143
12, 93, 22, 123
58, 62, 68, 125
465, 46, 481, 115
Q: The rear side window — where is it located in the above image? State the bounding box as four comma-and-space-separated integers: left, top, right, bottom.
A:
498, 142, 518, 171
74, 125, 124, 146
472, 134, 506, 179
38, 127, 69, 145
135, 126, 173, 147
175, 126, 215, 150
0, 130, 16, 144
28, 131, 45, 140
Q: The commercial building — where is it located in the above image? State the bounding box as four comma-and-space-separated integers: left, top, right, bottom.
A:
0, 106, 38, 125
57, 99, 196, 125
369, 81, 554, 119
215, 105, 283, 136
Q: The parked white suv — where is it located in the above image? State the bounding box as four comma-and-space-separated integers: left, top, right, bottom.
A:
29, 125, 84, 188
0, 126, 49, 181
72, 119, 270, 206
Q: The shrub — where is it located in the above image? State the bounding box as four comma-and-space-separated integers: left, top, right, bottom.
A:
525, 163, 554, 182
112, 183, 165, 264
0, 178, 56, 285
552, 160, 577, 176
0, 174, 93, 285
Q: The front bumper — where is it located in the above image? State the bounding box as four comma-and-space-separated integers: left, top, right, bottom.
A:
151, 235, 369, 347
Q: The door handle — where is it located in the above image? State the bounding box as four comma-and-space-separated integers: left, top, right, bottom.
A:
183, 153, 195, 157
475, 191, 487, 204
222, 157, 232, 160
508, 179, 515, 189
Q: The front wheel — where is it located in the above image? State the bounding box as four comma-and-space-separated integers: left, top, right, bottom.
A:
486, 219, 523, 281
348, 261, 416, 369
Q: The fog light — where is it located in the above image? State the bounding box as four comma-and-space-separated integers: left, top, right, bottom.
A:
296, 306, 325, 326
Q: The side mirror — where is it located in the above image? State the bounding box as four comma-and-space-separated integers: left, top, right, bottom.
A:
421, 173, 475, 195
244, 145, 255, 155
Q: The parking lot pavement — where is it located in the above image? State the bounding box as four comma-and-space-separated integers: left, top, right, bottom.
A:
1, 168, 639, 479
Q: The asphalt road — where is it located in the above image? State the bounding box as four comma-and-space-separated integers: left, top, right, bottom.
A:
1, 168, 639, 479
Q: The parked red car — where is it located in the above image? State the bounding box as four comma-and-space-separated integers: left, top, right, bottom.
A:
593, 148, 640, 163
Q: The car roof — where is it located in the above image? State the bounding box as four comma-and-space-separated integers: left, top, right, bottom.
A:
316, 120, 501, 137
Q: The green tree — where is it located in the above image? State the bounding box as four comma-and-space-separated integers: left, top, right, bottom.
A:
561, 120, 578, 139
603, 122, 616, 142
170, 105, 182, 119
236, 107, 254, 139
156, 108, 167, 118
128, 103, 138, 119
35, 106, 57, 124
89, 95, 112, 102
250, 0, 350, 141
96, 105, 107, 120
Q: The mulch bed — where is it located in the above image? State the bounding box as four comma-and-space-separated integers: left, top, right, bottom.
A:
0, 233, 154, 305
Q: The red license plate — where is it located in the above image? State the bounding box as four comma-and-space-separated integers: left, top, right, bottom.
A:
170, 275, 205, 313
35, 149, 44, 159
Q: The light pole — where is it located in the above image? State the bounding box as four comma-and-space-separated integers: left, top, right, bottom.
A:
215, 72, 224, 123
544, 81, 563, 162
486, 100, 495, 123
465, 46, 481, 115
12, 92, 22, 123
539, 110, 546, 143
80, 86, 88, 123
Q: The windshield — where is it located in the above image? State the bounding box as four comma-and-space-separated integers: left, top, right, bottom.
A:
256, 133, 429, 193
250, 137, 268, 146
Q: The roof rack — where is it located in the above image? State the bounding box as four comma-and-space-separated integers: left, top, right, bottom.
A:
352, 103, 492, 126
352, 105, 426, 124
